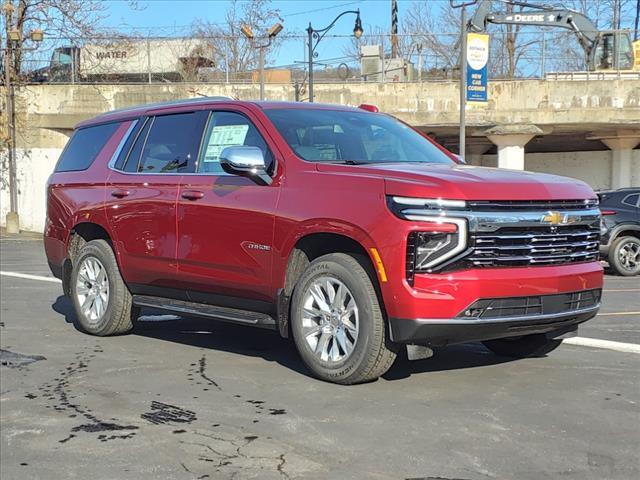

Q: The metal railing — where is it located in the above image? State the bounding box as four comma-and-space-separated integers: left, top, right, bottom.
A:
3, 30, 635, 86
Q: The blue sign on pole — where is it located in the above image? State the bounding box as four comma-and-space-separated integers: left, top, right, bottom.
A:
466, 33, 489, 103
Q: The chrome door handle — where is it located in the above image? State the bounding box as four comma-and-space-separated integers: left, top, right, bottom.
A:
181, 190, 205, 200
111, 189, 130, 198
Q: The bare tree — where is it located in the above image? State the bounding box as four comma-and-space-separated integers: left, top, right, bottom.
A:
1, 0, 136, 77
191, 0, 283, 80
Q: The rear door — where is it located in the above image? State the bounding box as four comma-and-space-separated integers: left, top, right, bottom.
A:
105, 111, 208, 291
176, 108, 281, 304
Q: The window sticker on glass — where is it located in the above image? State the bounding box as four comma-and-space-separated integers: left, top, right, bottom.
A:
203, 124, 249, 163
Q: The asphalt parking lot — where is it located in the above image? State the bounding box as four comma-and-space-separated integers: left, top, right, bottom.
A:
1, 235, 639, 480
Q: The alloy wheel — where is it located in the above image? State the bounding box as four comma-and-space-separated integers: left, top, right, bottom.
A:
301, 276, 359, 363
75, 256, 110, 324
618, 239, 640, 272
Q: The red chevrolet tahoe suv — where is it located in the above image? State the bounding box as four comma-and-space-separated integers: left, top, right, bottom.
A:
45, 98, 603, 384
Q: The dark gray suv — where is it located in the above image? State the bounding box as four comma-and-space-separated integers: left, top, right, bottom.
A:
598, 188, 640, 276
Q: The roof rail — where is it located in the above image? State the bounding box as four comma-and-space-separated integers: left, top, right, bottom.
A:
96, 96, 234, 118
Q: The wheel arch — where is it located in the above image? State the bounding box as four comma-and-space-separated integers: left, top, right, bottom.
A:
276, 228, 386, 338
64, 221, 115, 296
608, 223, 640, 244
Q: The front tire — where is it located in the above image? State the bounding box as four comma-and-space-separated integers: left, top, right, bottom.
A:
608, 236, 640, 276
70, 239, 133, 336
290, 253, 397, 384
483, 334, 562, 358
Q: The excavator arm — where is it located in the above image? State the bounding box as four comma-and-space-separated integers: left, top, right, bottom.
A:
466, 0, 635, 71
468, 0, 598, 55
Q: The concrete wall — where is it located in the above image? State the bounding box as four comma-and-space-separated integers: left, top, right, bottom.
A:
2, 147, 637, 233
0, 148, 62, 232
3, 79, 639, 136
2, 79, 639, 232
477, 150, 640, 190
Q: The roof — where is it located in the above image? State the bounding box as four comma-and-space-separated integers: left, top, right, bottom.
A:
75, 97, 361, 129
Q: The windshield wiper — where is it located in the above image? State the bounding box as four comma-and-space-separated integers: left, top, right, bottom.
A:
327, 159, 369, 165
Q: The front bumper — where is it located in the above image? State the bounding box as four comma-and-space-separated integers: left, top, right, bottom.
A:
389, 304, 599, 346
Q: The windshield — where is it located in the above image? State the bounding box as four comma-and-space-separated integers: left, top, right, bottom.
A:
264, 108, 454, 165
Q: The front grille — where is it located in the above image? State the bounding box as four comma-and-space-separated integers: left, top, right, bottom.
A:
467, 199, 598, 211
458, 289, 601, 319
467, 225, 600, 268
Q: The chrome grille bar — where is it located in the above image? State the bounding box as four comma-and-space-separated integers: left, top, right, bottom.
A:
468, 226, 600, 267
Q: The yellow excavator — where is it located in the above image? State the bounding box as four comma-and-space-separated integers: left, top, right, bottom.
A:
468, 0, 640, 71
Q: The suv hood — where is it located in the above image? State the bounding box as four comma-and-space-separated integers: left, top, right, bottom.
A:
316, 163, 596, 200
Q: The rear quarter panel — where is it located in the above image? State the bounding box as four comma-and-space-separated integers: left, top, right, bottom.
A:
44, 121, 133, 270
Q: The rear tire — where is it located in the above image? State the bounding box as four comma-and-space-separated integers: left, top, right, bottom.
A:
290, 253, 397, 384
483, 334, 562, 358
70, 239, 133, 336
608, 236, 640, 276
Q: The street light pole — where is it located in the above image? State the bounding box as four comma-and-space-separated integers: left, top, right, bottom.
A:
306, 9, 363, 103
242, 23, 283, 101
307, 24, 314, 103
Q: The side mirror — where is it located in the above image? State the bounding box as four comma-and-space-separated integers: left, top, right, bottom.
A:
219, 146, 272, 185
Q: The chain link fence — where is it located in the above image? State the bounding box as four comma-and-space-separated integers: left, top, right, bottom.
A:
5, 29, 637, 86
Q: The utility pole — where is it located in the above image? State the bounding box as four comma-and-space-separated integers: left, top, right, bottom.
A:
2, 2, 43, 233
3, 2, 18, 234
450, 0, 475, 160
635, 0, 639, 41
459, 6, 467, 160
391, 0, 398, 58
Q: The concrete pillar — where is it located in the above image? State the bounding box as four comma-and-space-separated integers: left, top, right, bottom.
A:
482, 125, 544, 171
589, 131, 640, 189
465, 139, 492, 166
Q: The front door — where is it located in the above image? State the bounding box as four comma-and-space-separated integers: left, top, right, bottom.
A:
176, 109, 281, 304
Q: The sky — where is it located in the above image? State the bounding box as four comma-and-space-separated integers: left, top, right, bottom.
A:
103, 0, 397, 36
100, 0, 414, 67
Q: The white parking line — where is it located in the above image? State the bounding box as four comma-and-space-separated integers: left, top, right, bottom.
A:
564, 337, 640, 354
597, 311, 640, 316
0, 271, 61, 283
2, 270, 639, 354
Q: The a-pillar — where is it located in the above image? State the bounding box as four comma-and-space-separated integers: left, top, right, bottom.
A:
483, 125, 544, 170
589, 130, 640, 189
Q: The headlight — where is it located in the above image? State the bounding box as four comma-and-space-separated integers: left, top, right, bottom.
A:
406, 217, 468, 279
387, 196, 469, 281
387, 196, 467, 218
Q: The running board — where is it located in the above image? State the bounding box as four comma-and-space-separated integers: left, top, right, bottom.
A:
132, 295, 277, 329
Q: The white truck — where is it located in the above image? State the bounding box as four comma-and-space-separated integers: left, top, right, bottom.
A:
33, 38, 215, 83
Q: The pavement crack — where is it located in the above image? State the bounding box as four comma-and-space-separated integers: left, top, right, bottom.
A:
277, 453, 291, 480
198, 355, 222, 391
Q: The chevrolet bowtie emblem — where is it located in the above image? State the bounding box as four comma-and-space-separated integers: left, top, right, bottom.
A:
542, 211, 566, 225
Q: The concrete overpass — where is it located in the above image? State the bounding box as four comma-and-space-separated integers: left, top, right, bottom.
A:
10, 79, 640, 184
1, 79, 639, 231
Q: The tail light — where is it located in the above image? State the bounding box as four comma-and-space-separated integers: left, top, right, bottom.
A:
600, 210, 616, 215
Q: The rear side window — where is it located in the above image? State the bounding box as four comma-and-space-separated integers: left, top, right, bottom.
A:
622, 194, 639, 207
137, 112, 207, 174
55, 122, 120, 172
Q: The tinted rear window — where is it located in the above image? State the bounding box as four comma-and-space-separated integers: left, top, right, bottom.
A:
55, 122, 120, 172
